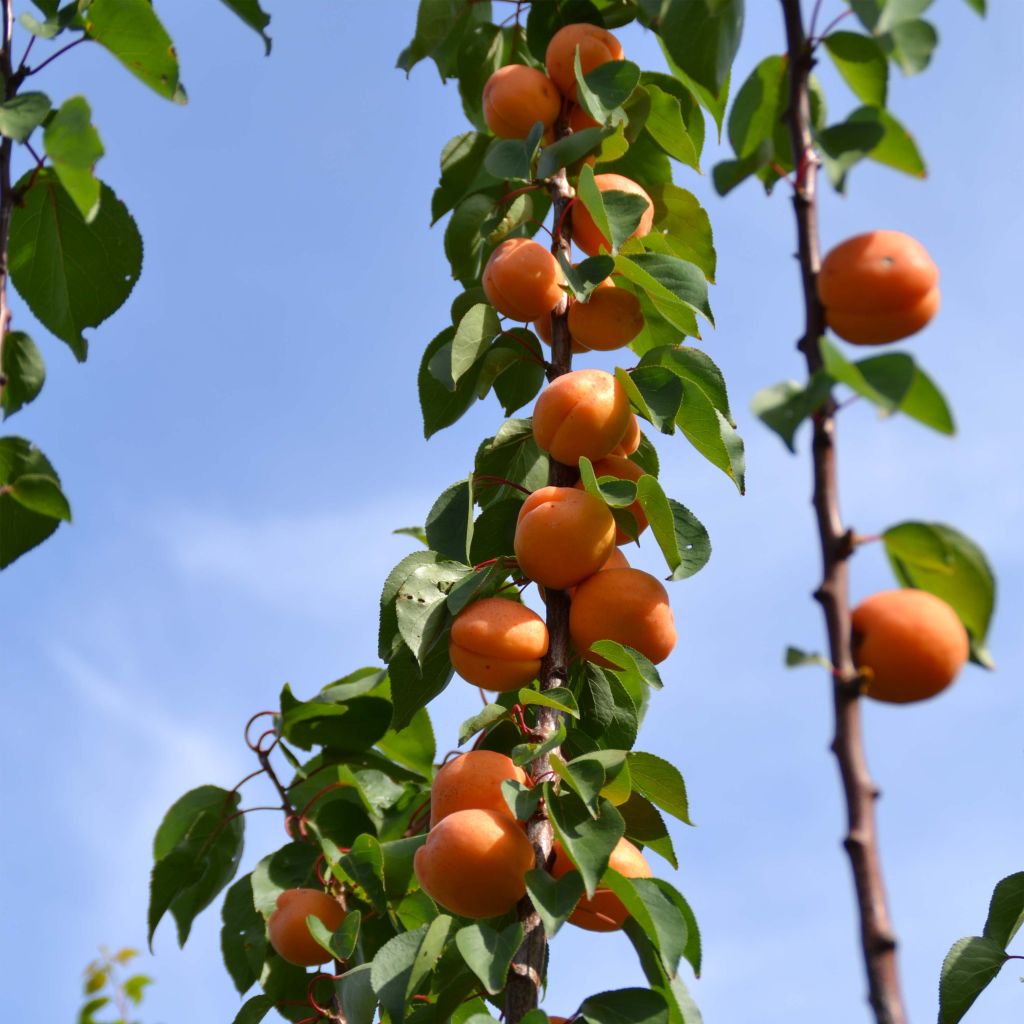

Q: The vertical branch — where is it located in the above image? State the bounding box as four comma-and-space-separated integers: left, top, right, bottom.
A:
0, 0, 16, 398
778, 4, 907, 1023
505, 133, 576, 1024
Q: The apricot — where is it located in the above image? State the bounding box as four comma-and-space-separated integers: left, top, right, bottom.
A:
570, 568, 676, 666
532, 368, 631, 466
546, 23, 624, 101
430, 750, 531, 828
414, 808, 535, 918
851, 589, 968, 703
515, 486, 616, 590
609, 414, 641, 457
267, 888, 346, 966
538, 545, 630, 603
483, 64, 562, 140
568, 279, 644, 351
575, 454, 648, 544
449, 597, 549, 693
817, 230, 940, 345
571, 173, 655, 257
483, 238, 564, 323
551, 837, 652, 931
569, 104, 601, 132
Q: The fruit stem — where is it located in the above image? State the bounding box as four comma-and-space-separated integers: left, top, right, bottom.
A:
780, 3, 907, 1023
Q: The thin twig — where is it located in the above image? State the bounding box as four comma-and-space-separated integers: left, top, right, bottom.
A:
779, 4, 907, 1023
25, 35, 86, 77
0, 1, 16, 398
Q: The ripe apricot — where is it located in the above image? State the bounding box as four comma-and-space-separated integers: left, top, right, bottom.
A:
267, 889, 346, 966
571, 173, 655, 257
609, 414, 641, 457
414, 808, 535, 918
483, 64, 562, 140
817, 230, 940, 345
430, 750, 530, 827
851, 589, 968, 703
551, 837, 652, 931
568, 279, 644, 351
515, 486, 616, 590
538, 545, 630, 603
483, 238, 564, 323
570, 568, 676, 665
532, 368, 631, 465
449, 597, 549, 692
575, 454, 648, 544
569, 104, 601, 132
546, 23, 624, 100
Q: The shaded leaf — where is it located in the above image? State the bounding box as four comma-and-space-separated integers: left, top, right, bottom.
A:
524, 867, 586, 938
939, 936, 1007, 1024
217, 0, 272, 54
0, 92, 51, 141
44, 96, 104, 221
455, 921, 523, 995
1, 332, 46, 418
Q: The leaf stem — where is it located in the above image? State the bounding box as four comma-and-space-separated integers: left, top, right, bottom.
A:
779, 3, 907, 1022
25, 35, 87, 78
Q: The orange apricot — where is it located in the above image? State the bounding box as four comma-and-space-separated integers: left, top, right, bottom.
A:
267, 889, 346, 966
483, 238, 564, 323
567, 279, 644, 351
414, 808, 535, 919
569, 103, 601, 132
430, 750, 530, 827
575, 454, 648, 544
538, 545, 630, 603
851, 589, 968, 703
533, 307, 592, 354
571, 173, 655, 256
532, 368, 631, 465
515, 486, 616, 590
449, 597, 549, 692
609, 414, 641, 457
570, 568, 676, 666
817, 230, 940, 345
483, 64, 562, 140
551, 837, 652, 931
546, 24, 624, 101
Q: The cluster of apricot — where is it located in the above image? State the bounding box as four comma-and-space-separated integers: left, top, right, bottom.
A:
414, 750, 651, 928
816, 231, 968, 701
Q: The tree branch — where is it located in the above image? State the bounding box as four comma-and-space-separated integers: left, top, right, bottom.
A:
0, 0, 16, 400
779, 4, 907, 1023
505, 116, 575, 1024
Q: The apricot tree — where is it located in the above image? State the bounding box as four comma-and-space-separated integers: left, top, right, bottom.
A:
43, 2, 996, 1024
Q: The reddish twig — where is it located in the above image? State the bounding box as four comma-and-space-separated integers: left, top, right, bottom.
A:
779, 4, 906, 1023
24, 35, 86, 77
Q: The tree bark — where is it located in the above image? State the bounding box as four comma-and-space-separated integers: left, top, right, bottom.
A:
779, 3, 907, 1022
0, 0, 16, 399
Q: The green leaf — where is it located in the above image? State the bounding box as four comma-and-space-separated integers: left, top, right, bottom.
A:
628, 751, 692, 825
511, 717, 567, 766
983, 873, 1024, 948
230, 995, 275, 1024
590, 641, 663, 694
551, 752, 606, 813
577, 664, 639, 751
475, 419, 549, 509
1, 332, 45, 418
712, 140, 772, 196
376, 708, 436, 779
576, 163, 612, 252
560, 254, 615, 301
576, 57, 641, 125
418, 327, 482, 437
882, 521, 996, 666
484, 134, 537, 183
338, 963, 377, 1024
148, 785, 244, 946
502, 779, 543, 821
44, 96, 104, 221
433, 132, 499, 225
602, 873, 688, 976
308, 909, 361, 962
625, 366, 684, 433
250, 842, 320, 917
457, 23, 506, 131
7, 472, 71, 521
888, 19, 938, 75
279, 684, 393, 753
618, 793, 676, 867
393, 525, 429, 546
9, 170, 142, 361
847, 106, 926, 177
524, 867, 586, 938
750, 376, 831, 451
459, 703, 509, 745
635, 477, 711, 581
642, 84, 700, 170
785, 646, 832, 670
579, 988, 670, 1024
84, 0, 186, 103
728, 55, 786, 159
380, 551, 442, 661
395, 561, 466, 665
823, 32, 888, 106
217, 0, 272, 54
455, 921, 523, 995
655, 0, 743, 96
371, 917, 453, 1023
122, 974, 152, 1004
547, 791, 625, 898
817, 120, 887, 192
649, 184, 715, 282
672, 384, 745, 494
389, 641, 455, 731
622, 919, 704, 1024
396, 0, 486, 79
0, 436, 67, 567
452, 304, 500, 385
616, 253, 712, 326
426, 478, 474, 562
0, 92, 51, 141
939, 936, 1007, 1024
519, 686, 580, 718
220, 875, 266, 996
538, 127, 613, 178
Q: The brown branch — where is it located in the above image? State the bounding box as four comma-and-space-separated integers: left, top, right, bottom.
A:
779, 4, 907, 1023
505, 113, 576, 1024
0, 0, 16, 401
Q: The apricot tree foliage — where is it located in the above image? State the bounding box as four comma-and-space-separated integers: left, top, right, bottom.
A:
129, 3, 1002, 1024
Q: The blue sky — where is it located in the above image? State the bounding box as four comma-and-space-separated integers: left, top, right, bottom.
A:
2, 2, 1022, 1022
